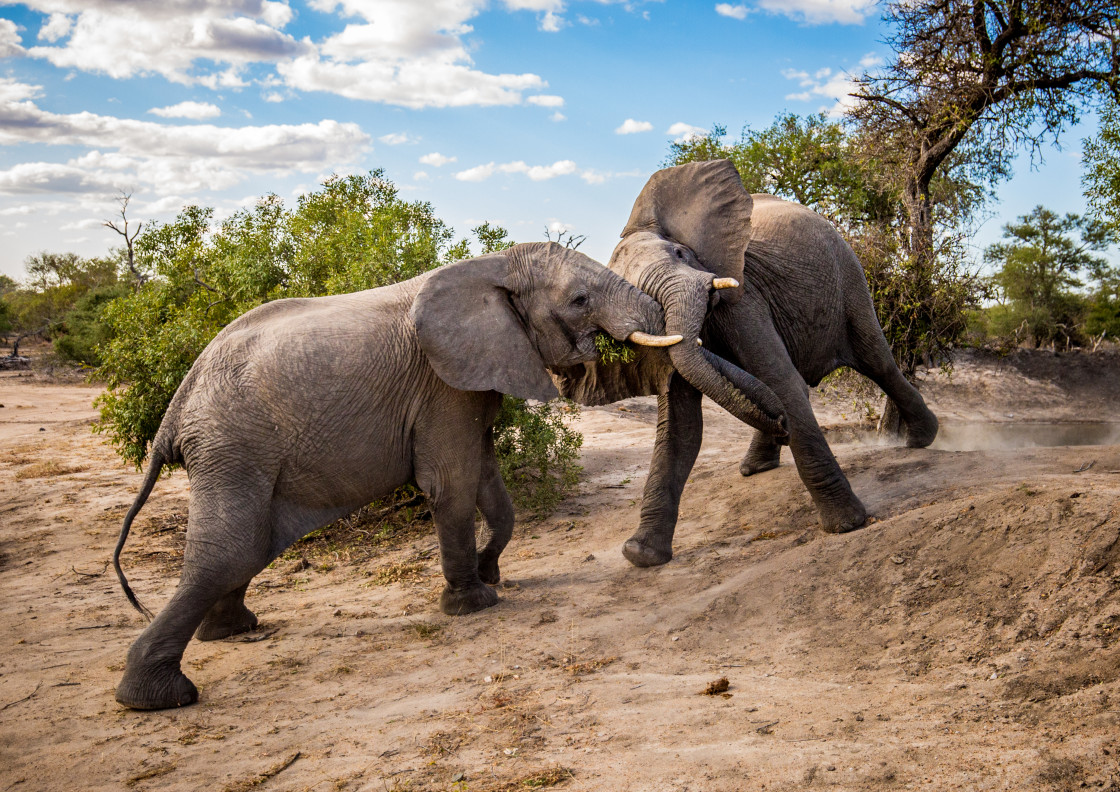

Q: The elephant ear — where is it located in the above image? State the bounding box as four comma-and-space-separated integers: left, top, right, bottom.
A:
621, 159, 753, 292
412, 253, 559, 402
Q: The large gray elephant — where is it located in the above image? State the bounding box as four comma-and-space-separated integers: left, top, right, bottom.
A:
552, 161, 938, 567
112, 241, 787, 710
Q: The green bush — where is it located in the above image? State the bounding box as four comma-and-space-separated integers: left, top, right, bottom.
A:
493, 397, 583, 514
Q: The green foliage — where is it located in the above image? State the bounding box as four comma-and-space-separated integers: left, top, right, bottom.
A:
91, 171, 581, 513
983, 206, 1117, 347
594, 332, 635, 364
52, 281, 132, 365
1084, 99, 1120, 234
492, 398, 582, 515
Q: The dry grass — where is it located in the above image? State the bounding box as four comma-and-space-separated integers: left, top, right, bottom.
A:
372, 560, 428, 586
14, 460, 88, 479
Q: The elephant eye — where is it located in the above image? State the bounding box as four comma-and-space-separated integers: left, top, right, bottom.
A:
570, 293, 589, 309
675, 248, 684, 259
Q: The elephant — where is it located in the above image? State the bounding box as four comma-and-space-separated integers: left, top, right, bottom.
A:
551, 160, 938, 568
111, 240, 788, 710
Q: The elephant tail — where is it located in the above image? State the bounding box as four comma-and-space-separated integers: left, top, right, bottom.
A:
113, 448, 168, 622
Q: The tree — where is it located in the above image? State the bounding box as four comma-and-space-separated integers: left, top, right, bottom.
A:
1084, 98, 1120, 232
984, 205, 1117, 346
851, 1, 1120, 270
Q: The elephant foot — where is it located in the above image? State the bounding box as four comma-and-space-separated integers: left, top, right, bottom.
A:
740, 434, 782, 477
739, 456, 780, 477
622, 536, 673, 568
116, 662, 198, 710
905, 409, 939, 449
477, 552, 501, 586
817, 498, 867, 534
440, 580, 499, 616
195, 604, 258, 642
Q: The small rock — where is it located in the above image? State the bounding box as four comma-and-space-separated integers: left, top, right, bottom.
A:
484, 675, 493, 683
452, 772, 466, 782
855, 713, 864, 722
889, 555, 906, 565
672, 636, 680, 642
584, 554, 595, 562
826, 765, 837, 772
38, 427, 45, 432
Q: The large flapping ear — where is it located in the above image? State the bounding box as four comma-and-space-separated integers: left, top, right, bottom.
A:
411, 252, 559, 402
622, 160, 753, 297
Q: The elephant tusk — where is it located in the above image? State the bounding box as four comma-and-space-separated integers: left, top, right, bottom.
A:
697, 338, 703, 346
629, 331, 683, 347
712, 277, 739, 290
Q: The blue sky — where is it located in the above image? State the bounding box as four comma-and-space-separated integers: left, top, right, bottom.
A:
0, 0, 1099, 280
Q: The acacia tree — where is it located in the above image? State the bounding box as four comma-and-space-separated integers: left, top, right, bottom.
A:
851, 1, 1120, 270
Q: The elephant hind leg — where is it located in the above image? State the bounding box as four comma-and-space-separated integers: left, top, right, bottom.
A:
849, 323, 938, 448
740, 430, 782, 476
117, 494, 273, 709
196, 582, 257, 641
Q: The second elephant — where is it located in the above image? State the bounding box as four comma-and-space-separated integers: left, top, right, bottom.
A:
553, 160, 938, 567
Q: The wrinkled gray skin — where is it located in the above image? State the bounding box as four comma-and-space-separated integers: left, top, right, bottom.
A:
553, 161, 938, 567
113, 241, 785, 711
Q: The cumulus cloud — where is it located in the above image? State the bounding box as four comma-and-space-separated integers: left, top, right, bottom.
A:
615, 118, 652, 135
715, 4, 749, 20
0, 77, 369, 195
527, 94, 564, 108
148, 101, 222, 119
667, 122, 706, 143
20, 1, 310, 85
755, 0, 874, 25
782, 63, 862, 114
276, 0, 549, 108
454, 158, 577, 182
379, 132, 415, 145
550, 111, 566, 122
419, 152, 456, 167
0, 19, 24, 57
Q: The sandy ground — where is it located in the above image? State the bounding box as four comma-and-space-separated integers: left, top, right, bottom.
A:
1, 347, 1119, 791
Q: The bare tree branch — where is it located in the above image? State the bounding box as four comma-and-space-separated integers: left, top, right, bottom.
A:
104, 191, 147, 287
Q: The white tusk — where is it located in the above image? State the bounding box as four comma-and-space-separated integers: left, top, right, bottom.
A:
712, 277, 739, 289
696, 338, 703, 346
628, 331, 683, 348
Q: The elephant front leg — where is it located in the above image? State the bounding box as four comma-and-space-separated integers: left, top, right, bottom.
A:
475, 428, 514, 585
624, 374, 703, 567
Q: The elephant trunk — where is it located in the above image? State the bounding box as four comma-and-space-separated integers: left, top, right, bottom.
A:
650, 269, 787, 438
594, 275, 675, 346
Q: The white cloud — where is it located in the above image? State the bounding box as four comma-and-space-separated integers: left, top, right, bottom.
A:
527, 94, 564, 108
419, 152, 457, 167
546, 219, 571, 235
667, 122, 706, 143
0, 19, 24, 57
413, 170, 430, 181
379, 132, 415, 145
756, 0, 875, 25
715, 4, 749, 20
38, 13, 72, 42
0, 77, 369, 195
782, 58, 870, 114
615, 118, 653, 135
454, 158, 577, 182
539, 10, 565, 31
20, 1, 310, 85
277, 1, 549, 108
148, 101, 222, 119
550, 111, 566, 122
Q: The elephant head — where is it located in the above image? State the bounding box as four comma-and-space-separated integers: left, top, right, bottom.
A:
551, 161, 787, 438
412, 241, 686, 402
